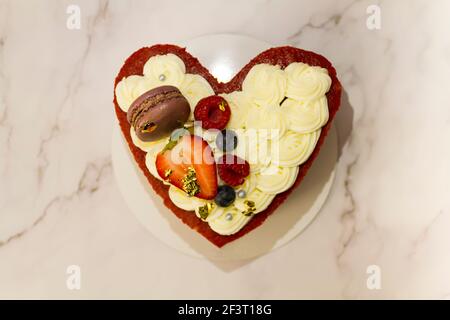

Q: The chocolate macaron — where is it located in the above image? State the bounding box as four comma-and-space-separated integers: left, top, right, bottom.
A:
127, 86, 190, 142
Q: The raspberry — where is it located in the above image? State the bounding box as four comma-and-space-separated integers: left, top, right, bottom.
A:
217, 155, 250, 187
194, 95, 231, 130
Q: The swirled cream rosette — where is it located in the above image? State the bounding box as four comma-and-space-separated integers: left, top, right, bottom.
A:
115, 75, 156, 112
208, 207, 252, 236
219, 91, 255, 130
242, 64, 286, 107
180, 74, 215, 121
143, 53, 186, 87
282, 97, 329, 134
285, 62, 331, 101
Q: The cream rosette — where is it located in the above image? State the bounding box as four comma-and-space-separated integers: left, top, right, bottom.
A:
180, 74, 215, 120
194, 203, 225, 222
238, 173, 258, 195
233, 129, 271, 174
242, 64, 287, 107
220, 91, 255, 129
282, 97, 329, 133
234, 188, 275, 215
256, 165, 299, 194
130, 128, 169, 152
245, 104, 287, 139
143, 53, 186, 87
145, 153, 163, 183
169, 184, 223, 221
285, 62, 331, 101
271, 130, 320, 167
249, 153, 271, 175
115, 75, 156, 112
208, 207, 252, 236
169, 186, 207, 211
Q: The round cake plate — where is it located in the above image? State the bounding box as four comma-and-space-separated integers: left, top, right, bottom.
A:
111, 34, 338, 260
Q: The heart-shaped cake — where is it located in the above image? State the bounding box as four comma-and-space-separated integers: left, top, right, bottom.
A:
114, 44, 342, 247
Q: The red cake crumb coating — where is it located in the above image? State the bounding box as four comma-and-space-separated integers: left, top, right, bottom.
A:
114, 44, 342, 248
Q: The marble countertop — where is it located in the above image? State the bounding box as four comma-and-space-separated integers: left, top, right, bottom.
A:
1, 0, 450, 299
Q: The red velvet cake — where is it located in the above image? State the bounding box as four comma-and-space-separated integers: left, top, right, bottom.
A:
114, 44, 342, 247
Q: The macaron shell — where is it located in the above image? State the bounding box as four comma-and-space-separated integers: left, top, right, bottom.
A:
127, 85, 191, 142
127, 85, 179, 124
135, 95, 190, 141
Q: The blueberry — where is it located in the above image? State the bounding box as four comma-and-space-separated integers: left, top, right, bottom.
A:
214, 185, 236, 207
216, 129, 238, 152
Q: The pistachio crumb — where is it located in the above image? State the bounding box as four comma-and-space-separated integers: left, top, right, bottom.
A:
182, 167, 200, 196
198, 202, 214, 220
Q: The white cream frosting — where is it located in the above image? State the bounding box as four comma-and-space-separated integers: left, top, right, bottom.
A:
119, 53, 332, 237
168, 186, 206, 211
256, 165, 299, 194
115, 75, 156, 112
242, 64, 286, 107
169, 179, 225, 221
282, 97, 329, 133
208, 207, 252, 236
234, 188, 276, 214
245, 104, 287, 139
239, 173, 257, 195
285, 62, 331, 101
130, 127, 169, 152
233, 129, 272, 174
180, 74, 214, 120
195, 204, 224, 222
145, 152, 163, 183
142, 135, 171, 183
220, 91, 254, 129
143, 53, 186, 87
271, 130, 321, 167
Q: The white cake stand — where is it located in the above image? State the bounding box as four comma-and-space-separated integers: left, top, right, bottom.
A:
111, 34, 338, 260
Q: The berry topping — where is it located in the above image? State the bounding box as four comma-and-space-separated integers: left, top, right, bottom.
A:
214, 185, 236, 207
216, 129, 238, 152
217, 155, 250, 187
156, 135, 218, 200
194, 95, 231, 130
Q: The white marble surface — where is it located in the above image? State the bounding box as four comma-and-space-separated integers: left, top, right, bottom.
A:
0, 0, 450, 299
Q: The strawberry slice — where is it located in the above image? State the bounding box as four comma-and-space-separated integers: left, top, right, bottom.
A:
156, 135, 218, 200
